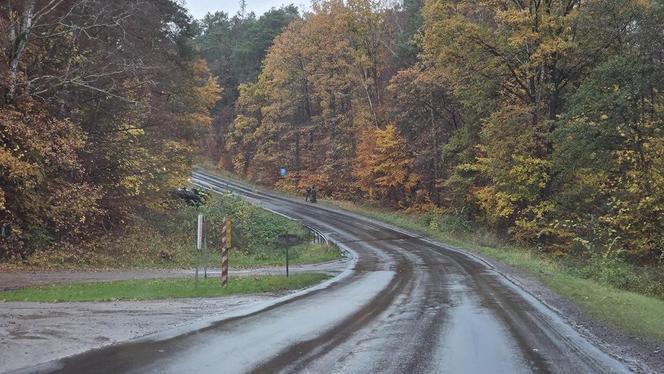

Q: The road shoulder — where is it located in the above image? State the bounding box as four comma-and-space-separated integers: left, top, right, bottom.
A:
0, 294, 276, 373
0, 257, 353, 373
484, 255, 664, 374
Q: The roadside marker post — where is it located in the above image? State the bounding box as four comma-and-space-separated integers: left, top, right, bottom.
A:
204, 224, 209, 280
196, 214, 205, 287
220, 216, 231, 288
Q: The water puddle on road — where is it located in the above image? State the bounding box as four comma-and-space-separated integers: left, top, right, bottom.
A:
432, 280, 532, 374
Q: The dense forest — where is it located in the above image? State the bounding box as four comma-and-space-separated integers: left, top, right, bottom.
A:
204, 0, 663, 264
0, 0, 220, 260
1, 0, 662, 266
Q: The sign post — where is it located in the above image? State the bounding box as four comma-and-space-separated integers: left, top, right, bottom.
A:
220, 216, 231, 288
277, 234, 299, 278
196, 214, 205, 286
204, 223, 209, 279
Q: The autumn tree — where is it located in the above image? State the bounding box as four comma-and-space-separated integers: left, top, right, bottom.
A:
420, 0, 663, 256
551, 0, 664, 259
354, 124, 420, 206
215, 0, 664, 263
422, 0, 583, 241
0, 0, 220, 259
195, 5, 300, 165
387, 64, 462, 207
226, 0, 396, 196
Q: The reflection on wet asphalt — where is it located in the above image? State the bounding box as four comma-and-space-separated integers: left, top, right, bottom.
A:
434, 276, 531, 374
23, 171, 630, 374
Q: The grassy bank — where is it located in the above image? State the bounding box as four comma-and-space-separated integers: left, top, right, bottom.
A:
4, 193, 340, 270
328, 200, 664, 342
230, 243, 340, 267
0, 273, 329, 302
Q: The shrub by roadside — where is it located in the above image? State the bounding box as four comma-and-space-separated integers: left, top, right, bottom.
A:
1, 194, 340, 270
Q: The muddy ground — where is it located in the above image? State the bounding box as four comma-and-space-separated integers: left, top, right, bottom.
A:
0, 294, 278, 373
0, 260, 348, 373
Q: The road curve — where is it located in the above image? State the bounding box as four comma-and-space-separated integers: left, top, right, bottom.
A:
23, 170, 631, 374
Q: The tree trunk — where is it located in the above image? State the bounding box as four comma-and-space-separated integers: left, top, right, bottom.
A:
5, 0, 36, 104
431, 106, 440, 207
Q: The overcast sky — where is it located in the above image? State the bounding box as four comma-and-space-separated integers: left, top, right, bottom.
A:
182, 0, 310, 19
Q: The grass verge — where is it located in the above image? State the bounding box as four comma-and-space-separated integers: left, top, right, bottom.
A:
0, 273, 330, 302
327, 200, 664, 342
4, 193, 341, 270
544, 273, 664, 341
231, 243, 341, 268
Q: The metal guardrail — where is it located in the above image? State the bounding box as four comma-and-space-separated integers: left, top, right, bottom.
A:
307, 225, 329, 245
191, 171, 332, 246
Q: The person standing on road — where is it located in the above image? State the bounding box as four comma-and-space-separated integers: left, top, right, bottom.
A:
305, 186, 312, 202
310, 186, 317, 203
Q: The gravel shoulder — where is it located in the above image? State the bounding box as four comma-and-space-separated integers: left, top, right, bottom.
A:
490, 258, 664, 373
421, 237, 664, 374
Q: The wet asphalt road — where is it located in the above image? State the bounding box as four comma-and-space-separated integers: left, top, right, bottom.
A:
22, 170, 631, 374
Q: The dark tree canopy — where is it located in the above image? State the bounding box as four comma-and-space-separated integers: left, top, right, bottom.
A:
0, 0, 220, 259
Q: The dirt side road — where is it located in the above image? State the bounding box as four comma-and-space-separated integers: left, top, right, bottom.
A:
0, 260, 348, 373
0, 295, 277, 373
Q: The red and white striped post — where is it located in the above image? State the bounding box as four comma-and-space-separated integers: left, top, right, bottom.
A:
220, 216, 231, 288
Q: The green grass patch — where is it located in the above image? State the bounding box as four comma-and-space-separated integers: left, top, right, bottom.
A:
0, 273, 330, 302
327, 200, 664, 342
544, 272, 664, 341
231, 243, 341, 268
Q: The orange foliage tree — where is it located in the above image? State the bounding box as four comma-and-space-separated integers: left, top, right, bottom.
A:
354, 124, 420, 206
